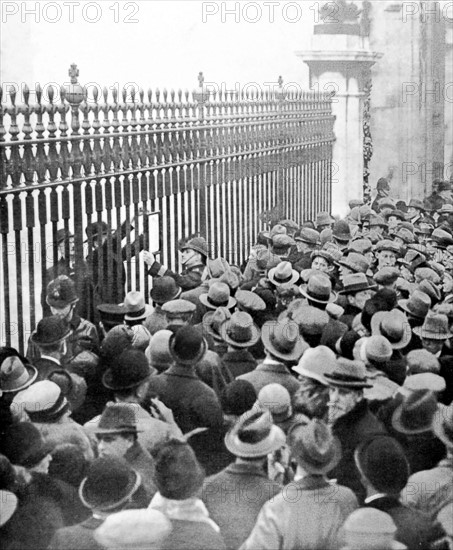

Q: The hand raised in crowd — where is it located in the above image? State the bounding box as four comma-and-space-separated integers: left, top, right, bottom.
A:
143, 251, 155, 266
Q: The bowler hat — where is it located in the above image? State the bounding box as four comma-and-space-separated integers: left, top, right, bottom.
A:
336, 253, 370, 274
79, 457, 141, 511
235, 290, 266, 312
199, 282, 236, 310
371, 310, 411, 349
413, 312, 452, 340
268, 262, 299, 286
220, 311, 260, 348
324, 358, 372, 388
103, 349, 152, 390
31, 316, 71, 347
433, 402, 453, 449
339, 273, 375, 295
123, 291, 153, 322
299, 273, 336, 304
355, 436, 409, 494
261, 319, 306, 362
0, 356, 37, 393
97, 303, 126, 329
392, 389, 438, 435
292, 345, 336, 385
398, 290, 431, 320
332, 220, 351, 242
101, 325, 134, 362
95, 403, 141, 435
1, 422, 52, 468
150, 277, 181, 304
169, 326, 206, 366
225, 409, 286, 458
19, 380, 69, 423
180, 237, 209, 258
94, 509, 172, 550
294, 228, 319, 245
154, 439, 205, 499
288, 418, 341, 474
46, 275, 79, 308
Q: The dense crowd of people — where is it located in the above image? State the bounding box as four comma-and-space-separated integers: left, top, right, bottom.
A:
1, 176, 453, 549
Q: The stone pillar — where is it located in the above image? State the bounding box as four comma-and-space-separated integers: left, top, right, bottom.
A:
296, 28, 382, 217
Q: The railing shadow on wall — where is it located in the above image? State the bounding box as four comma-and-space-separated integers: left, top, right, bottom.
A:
0, 65, 336, 352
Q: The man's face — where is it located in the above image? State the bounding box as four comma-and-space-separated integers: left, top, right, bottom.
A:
50, 304, 73, 322
443, 274, 453, 294
377, 251, 397, 268
97, 433, 133, 459
328, 387, 360, 423
180, 248, 201, 267
312, 256, 329, 272
349, 289, 372, 311
58, 237, 75, 264
421, 338, 444, 356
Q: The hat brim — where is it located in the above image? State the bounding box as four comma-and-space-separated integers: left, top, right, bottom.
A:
391, 405, 434, 435
224, 424, 286, 458
102, 369, 151, 391
291, 364, 329, 386
267, 268, 300, 287
412, 326, 452, 340
46, 297, 79, 309
299, 285, 336, 304
292, 434, 342, 475
398, 300, 426, 320
338, 284, 375, 296
370, 313, 412, 350
95, 427, 142, 435
124, 304, 153, 322
324, 373, 373, 389
335, 259, 363, 273
198, 294, 237, 311
432, 405, 453, 448
79, 470, 141, 511
150, 287, 182, 304
1, 364, 38, 393
31, 327, 72, 347
220, 320, 260, 348
261, 331, 307, 362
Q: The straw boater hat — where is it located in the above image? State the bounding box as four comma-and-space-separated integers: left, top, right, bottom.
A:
225, 409, 286, 458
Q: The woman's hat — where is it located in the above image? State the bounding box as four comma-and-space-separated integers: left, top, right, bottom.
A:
261, 319, 307, 362
31, 316, 71, 347
267, 262, 299, 286
299, 273, 336, 304
398, 290, 431, 320
123, 291, 153, 322
292, 346, 336, 385
413, 312, 453, 341
324, 358, 373, 389
150, 277, 181, 304
169, 326, 207, 366
154, 439, 205, 500
0, 355, 37, 393
103, 349, 152, 390
220, 312, 260, 348
288, 418, 341, 474
370, 310, 412, 349
79, 457, 141, 511
199, 282, 236, 310
225, 409, 286, 458
391, 389, 438, 435
46, 275, 79, 308
94, 509, 172, 550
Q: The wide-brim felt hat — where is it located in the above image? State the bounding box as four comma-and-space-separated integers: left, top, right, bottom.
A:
199, 291, 236, 311
220, 313, 260, 348
267, 263, 300, 286
31, 317, 72, 347
413, 313, 453, 341
150, 277, 182, 304
261, 320, 307, 362
169, 326, 207, 366
299, 282, 336, 304
433, 403, 453, 448
225, 409, 286, 458
123, 291, 153, 321
102, 349, 152, 390
371, 310, 412, 350
324, 358, 373, 389
398, 291, 431, 320
0, 356, 38, 393
391, 390, 438, 435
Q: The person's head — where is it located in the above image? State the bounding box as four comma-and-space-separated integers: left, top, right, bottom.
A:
57, 231, 75, 264
376, 177, 390, 197
87, 222, 109, 249
443, 271, 453, 295
1, 422, 53, 474
97, 433, 136, 459
311, 253, 330, 273
95, 403, 140, 459
180, 237, 208, 268
327, 386, 363, 424
31, 316, 70, 357
376, 249, 397, 269
46, 275, 79, 322
421, 337, 444, 356
348, 289, 373, 311
339, 273, 375, 311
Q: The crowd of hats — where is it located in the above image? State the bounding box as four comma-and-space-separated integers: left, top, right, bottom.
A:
1, 187, 453, 549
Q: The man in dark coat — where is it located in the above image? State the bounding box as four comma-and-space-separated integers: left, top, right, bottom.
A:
144, 237, 209, 292
324, 358, 387, 502
147, 326, 224, 434
356, 435, 445, 550
219, 311, 259, 378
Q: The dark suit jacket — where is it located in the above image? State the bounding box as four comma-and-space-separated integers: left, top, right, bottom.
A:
364, 495, 445, 550
237, 361, 300, 397
148, 262, 205, 292
202, 462, 281, 550
221, 349, 257, 379
147, 364, 223, 434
